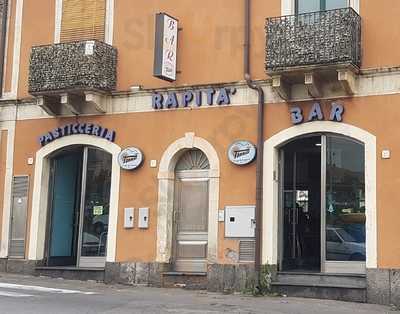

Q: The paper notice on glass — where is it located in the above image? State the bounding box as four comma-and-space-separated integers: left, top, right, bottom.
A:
93, 205, 103, 216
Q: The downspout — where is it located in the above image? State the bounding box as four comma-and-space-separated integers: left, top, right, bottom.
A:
244, 0, 264, 290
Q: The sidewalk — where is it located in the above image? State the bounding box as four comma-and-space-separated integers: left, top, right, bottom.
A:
0, 272, 397, 314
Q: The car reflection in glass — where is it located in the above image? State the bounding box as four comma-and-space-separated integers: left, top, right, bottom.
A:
326, 225, 366, 261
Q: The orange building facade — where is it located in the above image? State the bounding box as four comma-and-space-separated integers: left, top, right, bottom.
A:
0, 0, 398, 305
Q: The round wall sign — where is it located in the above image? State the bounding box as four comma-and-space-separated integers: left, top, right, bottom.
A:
228, 140, 257, 166
118, 147, 144, 170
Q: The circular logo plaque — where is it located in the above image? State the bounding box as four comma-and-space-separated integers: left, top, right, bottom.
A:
118, 147, 144, 170
228, 140, 257, 166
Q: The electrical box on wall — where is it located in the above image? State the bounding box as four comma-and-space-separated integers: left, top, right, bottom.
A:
225, 206, 255, 238
124, 207, 134, 229
138, 207, 149, 229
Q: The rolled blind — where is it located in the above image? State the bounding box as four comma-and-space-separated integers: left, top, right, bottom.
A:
60, 0, 106, 43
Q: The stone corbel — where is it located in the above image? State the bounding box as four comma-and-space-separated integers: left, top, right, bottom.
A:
338, 69, 357, 95
85, 91, 107, 113
37, 96, 59, 116
305, 72, 322, 98
272, 75, 291, 101
60, 93, 83, 115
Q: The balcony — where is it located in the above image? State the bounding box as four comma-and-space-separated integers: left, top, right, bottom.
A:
29, 40, 117, 116
265, 8, 361, 100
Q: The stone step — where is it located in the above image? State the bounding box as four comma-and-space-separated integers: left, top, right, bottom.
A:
276, 272, 366, 287
271, 281, 367, 303
161, 272, 207, 290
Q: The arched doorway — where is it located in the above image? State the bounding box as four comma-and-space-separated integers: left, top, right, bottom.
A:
173, 149, 210, 272
279, 134, 365, 273
156, 132, 219, 268
263, 122, 377, 273
46, 146, 112, 268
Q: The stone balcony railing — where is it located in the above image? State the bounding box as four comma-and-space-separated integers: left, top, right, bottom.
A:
265, 8, 361, 99
28, 40, 117, 115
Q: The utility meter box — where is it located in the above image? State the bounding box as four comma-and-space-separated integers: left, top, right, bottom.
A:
124, 207, 134, 229
138, 207, 149, 229
225, 206, 255, 238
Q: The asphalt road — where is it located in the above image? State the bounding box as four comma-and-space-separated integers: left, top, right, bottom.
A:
0, 273, 397, 314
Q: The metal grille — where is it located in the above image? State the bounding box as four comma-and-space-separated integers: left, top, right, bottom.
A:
239, 240, 255, 262
265, 8, 361, 72
9, 176, 29, 258
12, 176, 29, 197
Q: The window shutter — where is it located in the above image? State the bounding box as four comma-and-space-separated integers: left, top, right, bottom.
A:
60, 0, 106, 43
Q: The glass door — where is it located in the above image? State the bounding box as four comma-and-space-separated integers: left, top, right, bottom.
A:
280, 136, 322, 272
279, 134, 366, 274
78, 147, 112, 268
322, 135, 366, 273
48, 150, 82, 266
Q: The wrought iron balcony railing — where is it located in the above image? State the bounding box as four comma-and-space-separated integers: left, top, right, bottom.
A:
29, 40, 117, 95
265, 8, 361, 73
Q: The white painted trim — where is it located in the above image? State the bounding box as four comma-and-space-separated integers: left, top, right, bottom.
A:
0, 119, 16, 258
156, 132, 220, 264
349, 0, 360, 14
281, 0, 360, 15
263, 122, 377, 269
28, 135, 121, 263
281, 0, 295, 15
9, 0, 22, 98
55, 0, 114, 45
54, 0, 62, 44
105, 0, 114, 45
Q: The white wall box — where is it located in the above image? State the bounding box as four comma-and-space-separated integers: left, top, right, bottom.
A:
224, 206, 255, 238
138, 207, 149, 229
124, 207, 134, 229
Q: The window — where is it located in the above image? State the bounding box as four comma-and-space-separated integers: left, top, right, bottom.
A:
0, 0, 7, 97
326, 230, 342, 243
295, 0, 348, 14
60, 0, 106, 43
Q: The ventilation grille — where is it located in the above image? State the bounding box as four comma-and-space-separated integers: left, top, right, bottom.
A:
239, 240, 255, 262
9, 176, 29, 259
12, 176, 29, 198
8, 239, 24, 258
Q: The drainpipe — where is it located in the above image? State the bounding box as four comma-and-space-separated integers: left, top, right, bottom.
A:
244, 0, 264, 291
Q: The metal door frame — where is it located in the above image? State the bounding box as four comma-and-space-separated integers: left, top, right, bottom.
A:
46, 146, 110, 269
45, 150, 82, 266
77, 147, 110, 268
278, 134, 366, 274
322, 134, 366, 274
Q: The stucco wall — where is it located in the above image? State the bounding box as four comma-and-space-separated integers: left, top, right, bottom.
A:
8, 93, 400, 268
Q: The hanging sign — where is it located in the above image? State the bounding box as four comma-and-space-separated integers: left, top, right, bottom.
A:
228, 141, 257, 166
118, 147, 144, 170
39, 123, 116, 147
153, 13, 178, 82
290, 102, 344, 125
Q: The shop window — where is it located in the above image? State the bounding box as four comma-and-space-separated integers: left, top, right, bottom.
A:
295, 0, 349, 14
60, 0, 106, 43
